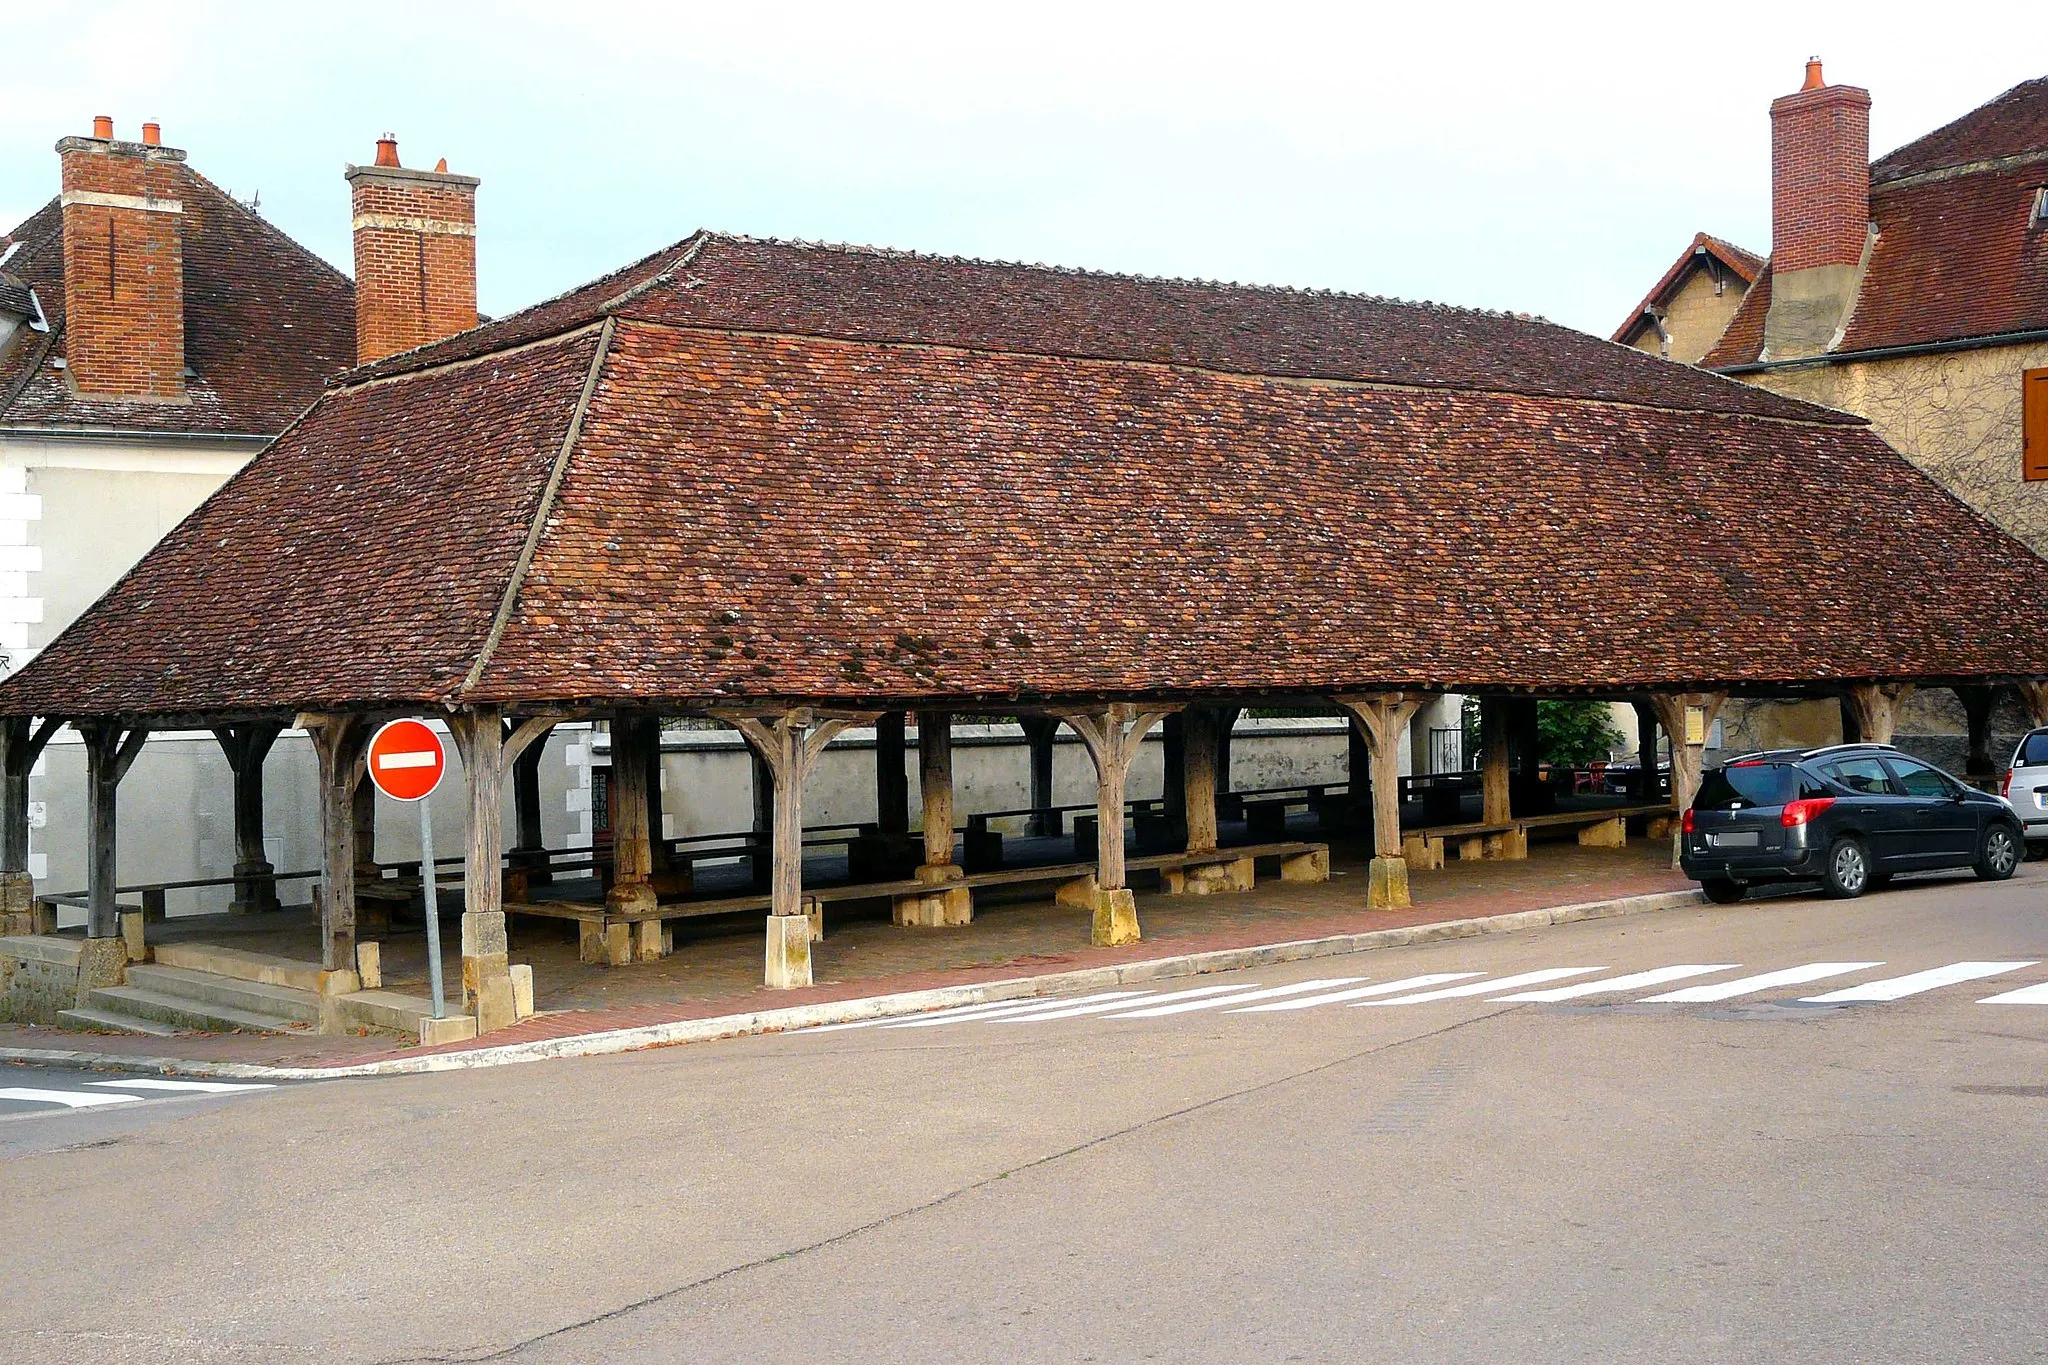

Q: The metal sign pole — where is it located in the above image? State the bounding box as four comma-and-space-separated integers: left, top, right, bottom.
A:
419, 798, 446, 1019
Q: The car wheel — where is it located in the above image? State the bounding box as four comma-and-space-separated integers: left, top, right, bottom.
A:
1699, 878, 1745, 904
1975, 824, 2021, 881
1823, 837, 1871, 899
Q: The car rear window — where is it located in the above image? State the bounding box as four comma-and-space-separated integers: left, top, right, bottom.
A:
2018, 731, 2048, 767
1695, 763, 1798, 809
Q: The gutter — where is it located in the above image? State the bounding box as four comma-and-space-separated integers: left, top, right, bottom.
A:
0, 425, 272, 447
1715, 326, 2048, 376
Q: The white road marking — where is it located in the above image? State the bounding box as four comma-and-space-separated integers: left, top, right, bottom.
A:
1642, 962, 1882, 1003
993, 983, 1263, 1022
377, 751, 438, 770
1101, 979, 1368, 1018
1801, 961, 2037, 1003
1978, 979, 2048, 1005
1494, 964, 1740, 1002
0, 1087, 143, 1109
88, 1078, 274, 1094
1357, 968, 1603, 1005
884, 991, 1155, 1029
1231, 974, 1484, 1012
805, 999, 1044, 1034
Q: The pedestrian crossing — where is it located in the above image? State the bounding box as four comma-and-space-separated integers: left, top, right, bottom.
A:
0, 1075, 273, 1117
803, 958, 2048, 1037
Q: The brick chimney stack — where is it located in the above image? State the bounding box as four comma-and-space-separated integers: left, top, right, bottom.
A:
1763, 59, 1874, 359
56, 117, 188, 402
344, 135, 480, 366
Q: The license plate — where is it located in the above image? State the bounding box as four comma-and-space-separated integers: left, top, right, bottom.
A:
1709, 831, 1759, 849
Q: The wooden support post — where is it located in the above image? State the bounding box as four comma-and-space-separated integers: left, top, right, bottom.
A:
749, 749, 773, 891
901, 710, 969, 926
1838, 697, 1863, 744
1650, 691, 1729, 868
718, 708, 872, 986
1480, 699, 1512, 826
1020, 716, 1059, 836
1056, 704, 1173, 946
212, 722, 283, 914
2018, 680, 2048, 729
81, 721, 147, 941
1954, 686, 1997, 787
1346, 718, 1373, 835
1631, 702, 1660, 804
605, 713, 657, 922
0, 717, 59, 934
1842, 682, 1913, 747
1182, 706, 1219, 856
304, 714, 366, 973
450, 708, 517, 1031
1161, 713, 1187, 847
875, 712, 909, 838
1338, 694, 1426, 908
511, 731, 549, 885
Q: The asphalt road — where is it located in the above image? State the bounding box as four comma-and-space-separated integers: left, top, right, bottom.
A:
3, 867, 2045, 1364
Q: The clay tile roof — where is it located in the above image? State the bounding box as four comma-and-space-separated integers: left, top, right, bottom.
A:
7, 284, 2048, 720
0, 166, 355, 436
1700, 263, 1771, 368
1872, 75, 2048, 185
1611, 231, 1763, 346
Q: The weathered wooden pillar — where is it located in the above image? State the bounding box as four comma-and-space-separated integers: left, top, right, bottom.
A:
1480, 700, 1512, 824
351, 770, 377, 887
1339, 695, 1425, 908
304, 714, 366, 972
875, 712, 909, 838
605, 713, 657, 919
2018, 680, 2048, 729
511, 730, 549, 885
719, 709, 869, 986
1954, 686, 1997, 787
1019, 716, 1060, 836
78, 720, 145, 1001
1838, 697, 1863, 745
0, 717, 59, 934
898, 710, 970, 926
450, 708, 516, 1031
212, 722, 283, 914
1843, 682, 1912, 747
1057, 705, 1172, 947
1650, 692, 1729, 867
1630, 703, 1660, 803
749, 749, 773, 891
1182, 706, 1220, 856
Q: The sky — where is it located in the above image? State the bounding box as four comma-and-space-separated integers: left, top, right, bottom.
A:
2, 1, 2041, 337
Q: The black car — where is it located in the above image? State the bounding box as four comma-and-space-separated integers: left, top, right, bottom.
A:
1680, 743, 2023, 903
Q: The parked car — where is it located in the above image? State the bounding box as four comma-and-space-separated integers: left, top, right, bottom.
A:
2001, 727, 2048, 854
1680, 742, 2022, 903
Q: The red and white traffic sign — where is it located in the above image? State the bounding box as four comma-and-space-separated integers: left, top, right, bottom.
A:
366, 719, 446, 802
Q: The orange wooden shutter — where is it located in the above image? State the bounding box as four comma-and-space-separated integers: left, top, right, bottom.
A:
2026, 368, 2048, 481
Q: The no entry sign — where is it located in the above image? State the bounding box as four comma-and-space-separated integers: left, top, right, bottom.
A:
366, 719, 446, 802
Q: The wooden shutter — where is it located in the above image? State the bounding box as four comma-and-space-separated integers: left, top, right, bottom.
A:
2026, 368, 2048, 481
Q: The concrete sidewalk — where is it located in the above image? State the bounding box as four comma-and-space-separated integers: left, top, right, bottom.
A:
0, 841, 1700, 1078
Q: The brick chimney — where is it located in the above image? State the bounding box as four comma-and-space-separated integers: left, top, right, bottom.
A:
56, 117, 188, 402
344, 136, 480, 366
1763, 59, 1874, 360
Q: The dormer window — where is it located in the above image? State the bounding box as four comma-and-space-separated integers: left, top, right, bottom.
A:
2034, 186, 2048, 229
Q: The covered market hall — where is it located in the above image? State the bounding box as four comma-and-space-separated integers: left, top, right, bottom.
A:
4, 231, 2048, 1040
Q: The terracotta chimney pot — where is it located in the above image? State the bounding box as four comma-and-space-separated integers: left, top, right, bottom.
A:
374, 135, 401, 168
141, 121, 161, 146
92, 114, 113, 139
1802, 57, 1825, 91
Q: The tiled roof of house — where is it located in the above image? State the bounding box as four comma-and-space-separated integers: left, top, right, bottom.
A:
0, 166, 355, 435
353, 232, 1850, 425
6, 266, 2046, 720
1705, 76, 2048, 367
1610, 231, 1763, 346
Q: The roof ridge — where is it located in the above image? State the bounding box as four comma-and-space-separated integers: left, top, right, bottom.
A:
1872, 73, 2048, 181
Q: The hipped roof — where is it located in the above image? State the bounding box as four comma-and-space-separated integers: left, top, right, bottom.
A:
5, 232, 2047, 721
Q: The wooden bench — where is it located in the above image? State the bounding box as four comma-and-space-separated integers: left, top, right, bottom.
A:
1401, 803, 1676, 867
511, 839, 1332, 965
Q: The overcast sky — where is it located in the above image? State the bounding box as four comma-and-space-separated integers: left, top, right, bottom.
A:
2, 2, 2040, 337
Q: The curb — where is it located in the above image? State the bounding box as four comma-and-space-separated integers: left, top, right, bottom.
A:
0, 886, 1704, 1081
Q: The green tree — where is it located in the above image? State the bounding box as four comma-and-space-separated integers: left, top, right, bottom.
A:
1536, 700, 1623, 767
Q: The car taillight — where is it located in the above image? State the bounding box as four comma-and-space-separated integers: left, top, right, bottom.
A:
2001, 770, 2012, 797
1681, 809, 1695, 834
1781, 797, 1837, 828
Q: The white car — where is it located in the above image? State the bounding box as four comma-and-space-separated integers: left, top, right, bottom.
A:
2002, 728, 2048, 851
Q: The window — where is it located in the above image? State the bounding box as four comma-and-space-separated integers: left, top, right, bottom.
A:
1883, 756, 1955, 798
1697, 764, 1798, 809
2025, 368, 2048, 482
2018, 730, 2048, 767
1822, 756, 1901, 795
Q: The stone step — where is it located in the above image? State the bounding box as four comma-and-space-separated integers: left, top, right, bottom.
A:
152, 942, 327, 993
335, 988, 436, 1035
0, 935, 84, 968
57, 1006, 184, 1037
85, 985, 311, 1035
125, 963, 321, 1025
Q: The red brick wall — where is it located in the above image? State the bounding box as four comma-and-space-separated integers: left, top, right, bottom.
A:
1770, 84, 1872, 274
58, 138, 186, 400
347, 168, 479, 365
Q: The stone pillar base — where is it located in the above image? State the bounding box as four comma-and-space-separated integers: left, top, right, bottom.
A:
895, 864, 972, 926
0, 872, 38, 936
230, 860, 280, 915
461, 909, 517, 1032
1366, 856, 1411, 910
606, 880, 658, 916
73, 935, 129, 1007
765, 913, 813, 989
1091, 888, 1140, 947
